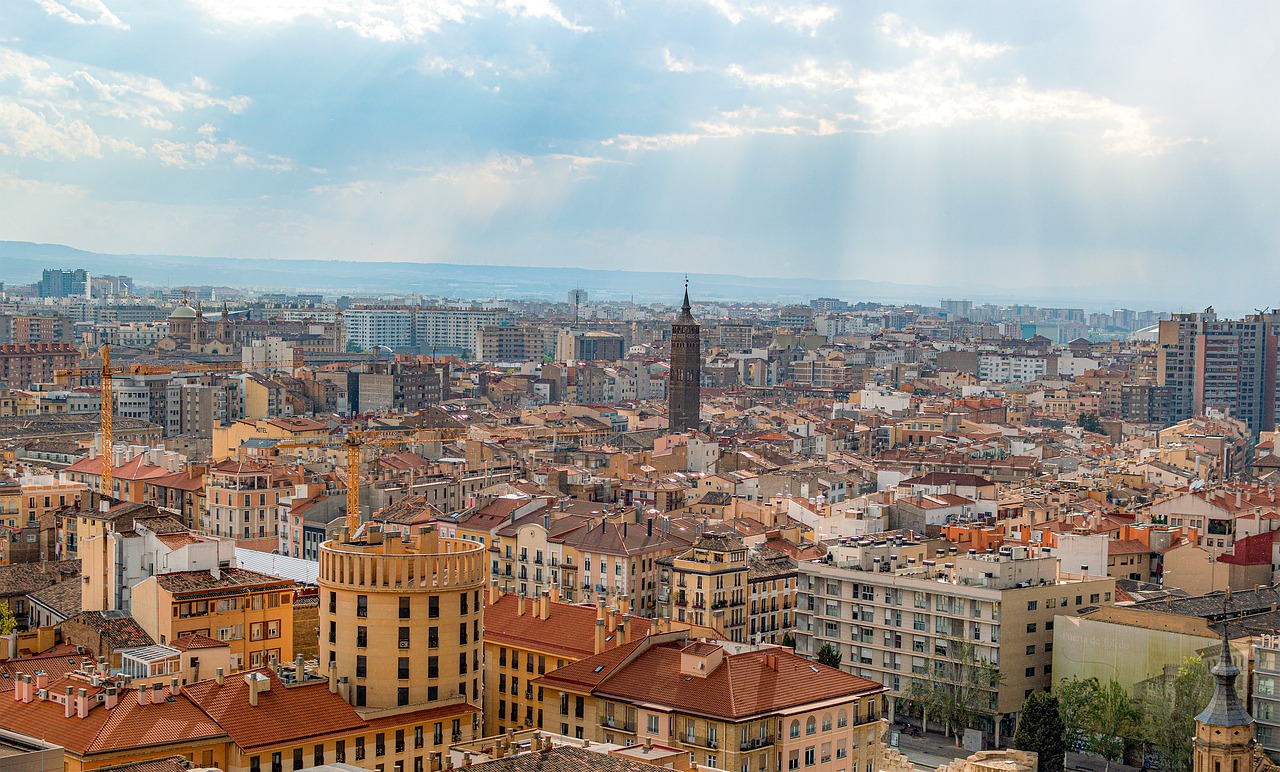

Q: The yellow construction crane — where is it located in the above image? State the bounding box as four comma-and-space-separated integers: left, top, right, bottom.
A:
54, 344, 302, 498
274, 427, 468, 539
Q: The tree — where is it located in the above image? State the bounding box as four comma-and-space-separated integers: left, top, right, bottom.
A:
1012, 692, 1066, 772
1077, 413, 1104, 434
0, 602, 16, 636
900, 637, 1003, 745
780, 632, 796, 649
1054, 676, 1102, 751
1139, 657, 1213, 772
1088, 679, 1139, 772
816, 643, 842, 669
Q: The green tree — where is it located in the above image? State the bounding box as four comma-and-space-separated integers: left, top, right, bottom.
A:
901, 638, 1003, 745
1089, 679, 1139, 772
0, 601, 16, 635
780, 632, 796, 649
1077, 413, 1104, 434
1054, 676, 1102, 750
1012, 692, 1066, 772
1139, 657, 1213, 772
816, 643, 842, 669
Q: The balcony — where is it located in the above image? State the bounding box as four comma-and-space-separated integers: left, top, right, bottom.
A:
600, 717, 637, 732
711, 600, 728, 610
739, 737, 774, 751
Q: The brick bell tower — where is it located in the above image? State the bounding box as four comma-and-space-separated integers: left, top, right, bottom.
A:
1193, 618, 1255, 772
668, 280, 701, 433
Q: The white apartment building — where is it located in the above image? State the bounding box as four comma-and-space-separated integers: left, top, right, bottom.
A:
978, 354, 1055, 383
344, 307, 415, 350
415, 308, 516, 356
795, 548, 1115, 745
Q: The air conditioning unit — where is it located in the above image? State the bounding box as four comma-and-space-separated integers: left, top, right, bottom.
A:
399, 641, 410, 649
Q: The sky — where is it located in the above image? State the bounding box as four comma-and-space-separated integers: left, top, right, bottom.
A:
0, 1, 1277, 307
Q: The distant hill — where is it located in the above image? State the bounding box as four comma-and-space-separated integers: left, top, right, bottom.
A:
0, 241, 945, 304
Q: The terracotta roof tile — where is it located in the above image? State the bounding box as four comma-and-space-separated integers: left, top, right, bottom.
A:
153, 568, 292, 595
460, 745, 675, 771
485, 594, 651, 660
182, 669, 365, 751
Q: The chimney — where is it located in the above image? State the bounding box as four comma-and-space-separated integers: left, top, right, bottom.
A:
488, 582, 499, 605
76, 688, 89, 719
620, 594, 631, 616
517, 593, 526, 616
328, 661, 338, 693
171, 677, 180, 696
247, 674, 259, 707
618, 615, 629, 645
594, 618, 606, 655
215, 667, 224, 686
64, 686, 75, 718
34, 671, 47, 691
17, 674, 31, 703
105, 686, 118, 710
295, 653, 304, 679
137, 683, 149, 706
606, 605, 617, 632
539, 591, 550, 620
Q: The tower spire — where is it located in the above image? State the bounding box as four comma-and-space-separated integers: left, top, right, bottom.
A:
682, 275, 690, 313
1195, 597, 1251, 728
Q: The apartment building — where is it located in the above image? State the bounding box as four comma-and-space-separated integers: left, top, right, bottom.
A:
130, 566, 295, 671
537, 630, 888, 772
481, 590, 651, 736
475, 325, 554, 362
203, 460, 298, 540
557, 517, 693, 615
414, 308, 516, 357
0, 343, 79, 389
795, 548, 1115, 744
656, 532, 749, 642
1254, 634, 1280, 759
344, 308, 415, 351
748, 545, 797, 646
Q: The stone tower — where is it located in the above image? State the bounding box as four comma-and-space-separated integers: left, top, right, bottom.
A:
668, 282, 701, 432
1194, 626, 1254, 772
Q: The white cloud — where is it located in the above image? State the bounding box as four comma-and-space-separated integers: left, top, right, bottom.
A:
32, 0, 129, 30
153, 124, 293, 170
697, 0, 837, 35
623, 15, 1194, 156
0, 45, 267, 165
663, 48, 699, 73
418, 46, 551, 86
190, 0, 589, 40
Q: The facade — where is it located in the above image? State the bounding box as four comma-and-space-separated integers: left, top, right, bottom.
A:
318, 524, 487, 711
1194, 632, 1257, 772
203, 460, 296, 540
795, 549, 1116, 743
476, 326, 554, 362
1254, 633, 1280, 758
38, 268, 89, 298
655, 532, 749, 642
556, 330, 625, 364
668, 288, 701, 433
0, 343, 79, 389
748, 546, 797, 646
130, 567, 295, 671
536, 630, 888, 772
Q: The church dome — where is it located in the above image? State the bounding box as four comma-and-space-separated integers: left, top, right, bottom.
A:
169, 301, 197, 320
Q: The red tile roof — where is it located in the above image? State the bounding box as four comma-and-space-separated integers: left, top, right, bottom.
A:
485, 594, 652, 660
182, 669, 365, 751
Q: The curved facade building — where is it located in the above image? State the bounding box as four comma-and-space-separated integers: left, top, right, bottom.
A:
319, 525, 486, 712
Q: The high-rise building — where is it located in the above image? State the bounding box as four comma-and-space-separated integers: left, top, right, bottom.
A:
37, 269, 89, 298
1158, 309, 1280, 434
668, 285, 700, 432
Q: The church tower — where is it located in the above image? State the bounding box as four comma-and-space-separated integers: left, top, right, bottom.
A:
668, 282, 701, 433
1194, 626, 1255, 772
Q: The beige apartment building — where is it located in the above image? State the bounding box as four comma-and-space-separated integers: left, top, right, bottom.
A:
656, 531, 749, 642
318, 523, 487, 715
537, 630, 888, 772
795, 547, 1115, 744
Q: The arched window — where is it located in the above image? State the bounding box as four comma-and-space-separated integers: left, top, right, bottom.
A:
789, 720, 801, 739
806, 717, 817, 735
822, 713, 832, 732
837, 709, 848, 728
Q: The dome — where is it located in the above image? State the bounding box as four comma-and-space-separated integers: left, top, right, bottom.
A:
169, 302, 197, 320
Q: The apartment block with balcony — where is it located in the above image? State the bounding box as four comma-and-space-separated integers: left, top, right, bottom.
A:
656, 531, 749, 642
537, 630, 888, 772
795, 547, 1115, 744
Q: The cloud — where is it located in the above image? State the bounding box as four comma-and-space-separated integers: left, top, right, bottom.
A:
189, 0, 589, 40
0, 45, 264, 164
696, 0, 837, 35
621, 14, 1194, 156
153, 124, 293, 170
32, 0, 129, 30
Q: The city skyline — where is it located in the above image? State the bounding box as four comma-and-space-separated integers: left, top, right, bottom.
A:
1, 3, 1277, 307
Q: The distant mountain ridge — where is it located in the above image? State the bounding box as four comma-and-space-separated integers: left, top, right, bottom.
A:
0, 240, 945, 304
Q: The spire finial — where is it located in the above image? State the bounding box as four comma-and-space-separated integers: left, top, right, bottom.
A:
681, 276, 691, 314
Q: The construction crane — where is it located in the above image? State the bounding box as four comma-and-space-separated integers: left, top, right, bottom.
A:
53, 344, 302, 498
273, 427, 468, 539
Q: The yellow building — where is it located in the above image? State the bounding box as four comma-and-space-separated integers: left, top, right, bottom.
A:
318, 524, 486, 713
481, 589, 652, 736
212, 417, 331, 461
537, 630, 888, 772
656, 531, 748, 642
131, 567, 296, 671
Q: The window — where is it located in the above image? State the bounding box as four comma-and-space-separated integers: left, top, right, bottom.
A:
398, 687, 409, 706
399, 627, 411, 649
647, 715, 660, 733
806, 717, 816, 735
1026, 600, 1037, 611
790, 720, 801, 739
272, 752, 282, 772
1026, 645, 1035, 655
357, 655, 367, 678
429, 626, 439, 648
399, 596, 411, 619
335, 741, 345, 763
459, 622, 468, 645
428, 657, 439, 678
314, 745, 325, 767
357, 595, 368, 617
357, 626, 368, 648
460, 591, 469, 615
293, 748, 303, 771
399, 657, 410, 679
1025, 667, 1035, 677
250, 758, 261, 772
356, 686, 366, 706
429, 596, 439, 618
804, 747, 816, 766
1026, 623, 1037, 633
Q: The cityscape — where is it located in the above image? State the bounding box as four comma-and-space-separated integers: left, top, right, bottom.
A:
1, 4, 1277, 772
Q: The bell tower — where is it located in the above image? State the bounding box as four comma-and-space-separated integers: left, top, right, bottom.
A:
1194, 621, 1254, 772
668, 279, 701, 433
